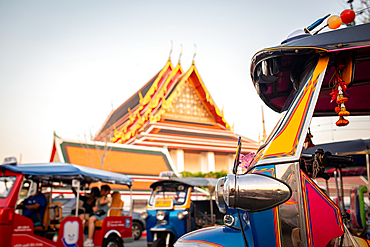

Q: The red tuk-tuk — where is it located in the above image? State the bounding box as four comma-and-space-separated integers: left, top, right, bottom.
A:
0, 159, 133, 247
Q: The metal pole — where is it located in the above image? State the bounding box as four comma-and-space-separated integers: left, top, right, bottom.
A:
326, 179, 330, 197
209, 186, 214, 225
366, 152, 370, 192
334, 169, 342, 213
49, 186, 53, 204
338, 168, 345, 214
130, 186, 133, 216
75, 181, 80, 217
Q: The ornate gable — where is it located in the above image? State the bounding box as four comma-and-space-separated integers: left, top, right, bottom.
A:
96, 58, 235, 145
163, 78, 214, 123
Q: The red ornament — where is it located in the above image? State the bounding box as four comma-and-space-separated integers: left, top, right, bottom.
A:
340, 9, 356, 24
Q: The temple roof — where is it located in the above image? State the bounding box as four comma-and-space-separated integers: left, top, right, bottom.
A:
101, 73, 159, 133
94, 58, 259, 153
50, 134, 178, 192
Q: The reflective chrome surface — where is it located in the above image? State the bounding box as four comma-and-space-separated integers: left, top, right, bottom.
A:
141, 211, 148, 220
177, 210, 188, 220
215, 177, 226, 213
276, 163, 303, 247
223, 214, 235, 226
223, 173, 292, 212
156, 210, 166, 221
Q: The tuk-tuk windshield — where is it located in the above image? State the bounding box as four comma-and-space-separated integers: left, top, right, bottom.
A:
0, 176, 16, 198
149, 185, 188, 206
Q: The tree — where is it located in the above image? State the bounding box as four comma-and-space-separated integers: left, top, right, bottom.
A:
180, 170, 228, 179
358, 0, 370, 23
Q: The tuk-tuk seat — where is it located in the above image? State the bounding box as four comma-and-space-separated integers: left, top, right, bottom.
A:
92, 191, 123, 228
48, 202, 63, 229
34, 202, 62, 231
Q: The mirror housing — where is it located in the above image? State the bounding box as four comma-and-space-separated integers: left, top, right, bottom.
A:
223, 173, 292, 212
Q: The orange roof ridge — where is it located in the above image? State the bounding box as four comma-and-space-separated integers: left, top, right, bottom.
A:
111, 61, 183, 143
94, 59, 174, 141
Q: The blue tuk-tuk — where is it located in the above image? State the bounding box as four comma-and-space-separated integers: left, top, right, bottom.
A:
0, 160, 133, 247
175, 13, 370, 247
141, 176, 222, 247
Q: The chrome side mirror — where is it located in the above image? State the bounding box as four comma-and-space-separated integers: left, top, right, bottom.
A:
223, 173, 292, 212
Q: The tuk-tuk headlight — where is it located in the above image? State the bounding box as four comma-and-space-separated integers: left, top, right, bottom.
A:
156, 210, 166, 221
141, 211, 149, 220
215, 177, 226, 214
223, 173, 292, 212
177, 211, 188, 220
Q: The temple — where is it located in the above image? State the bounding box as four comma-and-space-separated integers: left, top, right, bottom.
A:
94, 56, 260, 174
50, 54, 260, 201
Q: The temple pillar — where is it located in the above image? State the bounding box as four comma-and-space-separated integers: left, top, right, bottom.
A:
227, 154, 234, 173
169, 149, 185, 172
200, 151, 215, 172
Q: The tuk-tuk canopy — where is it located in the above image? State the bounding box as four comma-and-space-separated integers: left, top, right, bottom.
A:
150, 177, 218, 189
250, 23, 370, 116
0, 162, 133, 187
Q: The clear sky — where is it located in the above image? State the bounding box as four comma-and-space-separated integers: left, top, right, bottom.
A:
1, 0, 369, 163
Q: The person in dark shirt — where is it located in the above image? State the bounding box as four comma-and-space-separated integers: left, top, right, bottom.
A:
18, 187, 47, 226
84, 185, 111, 247
73, 187, 100, 221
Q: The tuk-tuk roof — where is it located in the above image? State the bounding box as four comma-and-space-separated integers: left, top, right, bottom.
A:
265, 22, 370, 52
150, 177, 218, 189
0, 162, 133, 187
250, 23, 370, 116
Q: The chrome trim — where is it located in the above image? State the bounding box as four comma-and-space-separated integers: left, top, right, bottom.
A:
223, 214, 234, 227
177, 210, 188, 220
294, 162, 309, 247
104, 229, 121, 238
215, 177, 226, 214
224, 173, 292, 212
141, 211, 149, 220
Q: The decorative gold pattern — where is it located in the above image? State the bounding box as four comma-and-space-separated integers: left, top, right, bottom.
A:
166, 79, 212, 119
111, 62, 232, 143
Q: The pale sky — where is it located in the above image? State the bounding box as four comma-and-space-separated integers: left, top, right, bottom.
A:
1, 0, 369, 163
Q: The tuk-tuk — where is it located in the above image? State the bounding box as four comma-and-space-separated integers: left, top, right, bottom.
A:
141, 176, 222, 247
175, 13, 370, 247
0, 159, 133, 247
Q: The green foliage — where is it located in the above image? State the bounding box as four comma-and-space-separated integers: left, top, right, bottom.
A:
180, 170, 228, 179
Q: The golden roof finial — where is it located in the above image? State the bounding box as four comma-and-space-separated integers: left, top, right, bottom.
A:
169, 40, 173, 62
178, 44, 183, 65
192, 44, 197, 65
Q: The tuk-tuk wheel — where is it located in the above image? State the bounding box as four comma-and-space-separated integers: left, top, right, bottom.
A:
133, 221, 143, 240
102, 235, 123, 247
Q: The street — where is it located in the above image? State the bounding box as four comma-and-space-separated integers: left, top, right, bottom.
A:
126, 238, 147, 247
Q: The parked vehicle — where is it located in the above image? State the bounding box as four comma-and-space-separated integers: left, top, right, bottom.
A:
175, 13, 370, 247
52, 195, 146, 240
124, 210, 146, 240
141, 176, 223, 247
0, 160, 133, 247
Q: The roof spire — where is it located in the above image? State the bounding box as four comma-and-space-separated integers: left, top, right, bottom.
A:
168, 40, 173, 61
259, 105, 267, 143
178, 44, 183, 65
192, 44, 197, 65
